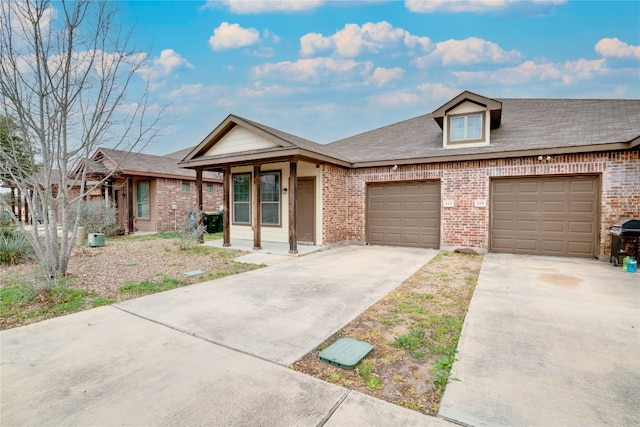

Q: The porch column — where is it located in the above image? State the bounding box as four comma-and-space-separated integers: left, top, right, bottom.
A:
127, 178, 134, 234
252, 164, 261, 250
288, 162, 298, 254
17, 189, 22, 222
196, 169, 204, 243
10, 187, 16, 218
222, 167, 230, 247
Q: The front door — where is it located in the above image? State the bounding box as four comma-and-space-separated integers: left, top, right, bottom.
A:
296, 178, 315, 244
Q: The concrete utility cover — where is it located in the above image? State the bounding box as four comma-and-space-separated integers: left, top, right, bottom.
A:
319, 338, 373, 369
183, 270, 205, 276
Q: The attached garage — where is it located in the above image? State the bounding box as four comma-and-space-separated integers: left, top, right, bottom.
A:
367, 181, 440, 248
491, 175, 599, 258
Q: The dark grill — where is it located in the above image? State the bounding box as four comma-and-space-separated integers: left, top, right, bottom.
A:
610, 219, 640, 266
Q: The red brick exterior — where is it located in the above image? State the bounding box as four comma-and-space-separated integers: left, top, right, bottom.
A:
321, 164, 349, 244
320, 150, 639, 260
153, 178, 223, 232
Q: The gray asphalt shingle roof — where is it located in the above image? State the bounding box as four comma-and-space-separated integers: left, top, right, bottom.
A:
97, 148, 221, 180
325, 98, 640, 163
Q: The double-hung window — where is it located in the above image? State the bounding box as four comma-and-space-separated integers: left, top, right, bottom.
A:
261, 171, 280, 226
136, 181, 150, 219
232, 171, 281, 226
232, 174, 251, 224
450, 113, 483, 142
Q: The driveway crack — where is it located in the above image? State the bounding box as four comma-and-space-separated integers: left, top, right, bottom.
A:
316, 389, 351, 427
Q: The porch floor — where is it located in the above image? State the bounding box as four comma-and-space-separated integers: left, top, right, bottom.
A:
203, 238, 325, 257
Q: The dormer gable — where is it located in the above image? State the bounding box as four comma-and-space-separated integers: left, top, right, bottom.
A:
432, 91, 502, 148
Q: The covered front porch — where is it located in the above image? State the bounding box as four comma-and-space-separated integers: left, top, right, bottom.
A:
179, 114, 349, 255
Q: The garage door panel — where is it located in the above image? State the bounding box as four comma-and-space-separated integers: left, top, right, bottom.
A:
491, 176, 598, 258
541, 221, 565, 232
367, 181, 440, 249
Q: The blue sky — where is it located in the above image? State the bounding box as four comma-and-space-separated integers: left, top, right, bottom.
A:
112, 0, 640, 155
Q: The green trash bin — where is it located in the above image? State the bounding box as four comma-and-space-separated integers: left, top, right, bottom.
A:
206, 213, 219, 234
215, 211, 224, 232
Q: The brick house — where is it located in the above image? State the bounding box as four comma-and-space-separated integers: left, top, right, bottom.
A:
178, 91, 640, 260
83, 147, 223, 233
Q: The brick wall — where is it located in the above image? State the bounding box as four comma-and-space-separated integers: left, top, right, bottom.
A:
321, 164, 349, 243
154, 178, 223, 232
321, 150, 639, 259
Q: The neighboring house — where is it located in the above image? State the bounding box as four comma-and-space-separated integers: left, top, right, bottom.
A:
178, 91, 640, 260
81, 147, 223, 233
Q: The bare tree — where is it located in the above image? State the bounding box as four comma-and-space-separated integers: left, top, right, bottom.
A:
0, 0, 165, 278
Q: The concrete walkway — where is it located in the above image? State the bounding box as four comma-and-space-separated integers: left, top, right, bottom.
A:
439, 253, 640, 427
1, 245, 452, 426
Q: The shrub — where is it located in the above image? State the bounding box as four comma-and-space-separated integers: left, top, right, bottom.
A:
72, 200, 118, 236
0, 231, 33, 265
175, 207, 205, 250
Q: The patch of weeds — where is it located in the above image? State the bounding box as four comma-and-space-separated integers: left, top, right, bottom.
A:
91, 297, 115, 307
394, 328, 423, 352
182, 245, 215, 256
432, 354, 456, 392
356, 359, 383, 391
120, 276, 187, 295
398, 300, 428, 315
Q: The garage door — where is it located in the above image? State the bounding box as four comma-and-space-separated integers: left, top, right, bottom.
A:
367, 181, 440, 248
491, 176, 598, 257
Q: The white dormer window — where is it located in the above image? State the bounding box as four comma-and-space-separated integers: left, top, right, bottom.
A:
449, 113, 483, 143
432, 91, 502, 149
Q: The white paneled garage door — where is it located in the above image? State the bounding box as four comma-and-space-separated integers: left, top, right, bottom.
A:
491, 176, 599, 258
367, 181, 440, 249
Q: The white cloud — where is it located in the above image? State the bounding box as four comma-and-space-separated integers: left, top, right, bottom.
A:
204, 0, 323, 14
138, 49, 193, 81
238, 83, 302, 97
208, 22, 260, 51
253, 57, 374, 84
300, 21, 431, 57
368, 67, 405, 87
405, 0, 566, 14
413, 37, 521, 67
368, 82, 460, 109
595, 38, 640, 59
453, 59, 608, 85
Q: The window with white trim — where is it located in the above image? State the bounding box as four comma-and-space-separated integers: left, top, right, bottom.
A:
450, 113, 483, 142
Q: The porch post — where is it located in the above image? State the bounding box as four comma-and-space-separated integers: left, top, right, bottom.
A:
10, 187, 16, 217
196, 169, 204, 243
252, 164, 261, 250
289, 161, 298, 254
17, 189, 22, 222
127, 178, 134, 234
222, 167, 231, 247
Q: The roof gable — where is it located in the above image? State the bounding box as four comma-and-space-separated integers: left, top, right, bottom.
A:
432, 90, 502, 130
182, 114, 299, 162
204, 126, 281, 157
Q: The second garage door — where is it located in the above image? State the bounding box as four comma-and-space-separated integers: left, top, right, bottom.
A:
491, 175, 599, 258
367, 181, 440, 248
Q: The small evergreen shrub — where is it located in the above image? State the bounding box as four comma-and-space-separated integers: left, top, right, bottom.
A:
72, 200, 118, 236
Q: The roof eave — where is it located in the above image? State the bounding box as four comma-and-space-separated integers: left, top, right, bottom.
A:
350, 141, 636, 168
178, 147, 351, 170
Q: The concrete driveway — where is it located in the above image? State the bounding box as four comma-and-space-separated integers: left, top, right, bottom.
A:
1, 245, 453, 427
439, 253, 640, 427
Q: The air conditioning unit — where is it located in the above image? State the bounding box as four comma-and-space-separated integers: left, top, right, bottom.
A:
88, 233, 105, 247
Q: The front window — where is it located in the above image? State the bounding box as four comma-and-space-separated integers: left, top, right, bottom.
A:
233, 174, 251, 224
182, 182, 190, 192
261, 171, 280, 225
450, 113, 483, 142
136, 181, 150, 219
